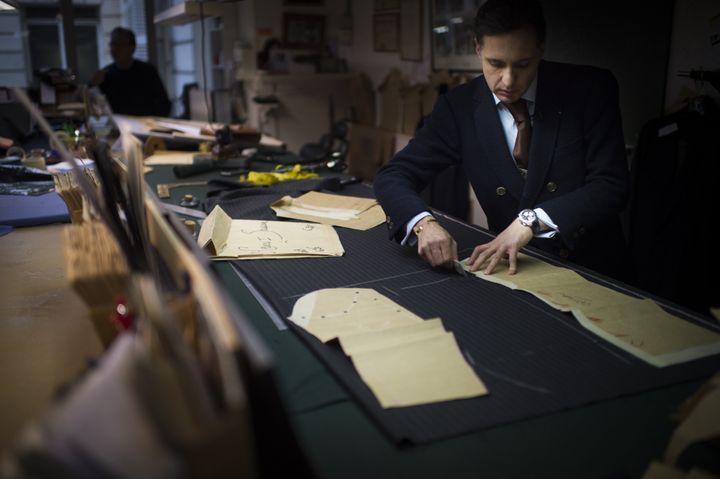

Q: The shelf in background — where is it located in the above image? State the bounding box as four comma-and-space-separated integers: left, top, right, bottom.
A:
154, 1, 227, 26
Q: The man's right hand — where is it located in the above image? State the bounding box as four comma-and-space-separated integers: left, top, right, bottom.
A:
415, 217, 458, 269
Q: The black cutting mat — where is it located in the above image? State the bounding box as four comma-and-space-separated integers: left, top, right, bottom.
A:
217, 183, 720, 444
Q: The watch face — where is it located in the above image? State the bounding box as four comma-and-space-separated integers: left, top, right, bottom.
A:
519, 209, 537, 226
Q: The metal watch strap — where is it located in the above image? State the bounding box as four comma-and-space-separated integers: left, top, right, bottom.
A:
413, 217, 437, 236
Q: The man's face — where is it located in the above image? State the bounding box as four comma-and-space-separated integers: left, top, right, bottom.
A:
110, 34, 135, 66
476, 27, 543, 103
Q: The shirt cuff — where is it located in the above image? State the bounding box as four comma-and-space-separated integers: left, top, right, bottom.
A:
401, 211, 433, 245
534, 208, 558, 238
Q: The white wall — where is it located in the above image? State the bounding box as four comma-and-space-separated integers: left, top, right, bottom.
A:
245, 0, 436, 129
252, 0, 344, 54
338, 0, 432, 93
664, 0, 720, 112
247, 0, 434, 93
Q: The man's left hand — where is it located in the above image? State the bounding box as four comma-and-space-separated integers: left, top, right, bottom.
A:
467, 219, 533, 275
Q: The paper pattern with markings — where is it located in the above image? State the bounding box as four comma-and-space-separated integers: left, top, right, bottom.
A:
271, 191, 385, 231
288, 288, 488, 408
288, 288, 423, 342
198, 205, 344, 260
144, 151, 196, 166
462, 254, 720, 367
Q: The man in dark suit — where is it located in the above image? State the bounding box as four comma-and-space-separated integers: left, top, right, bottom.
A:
373, 0, 630, 281
91, 27, 171, 117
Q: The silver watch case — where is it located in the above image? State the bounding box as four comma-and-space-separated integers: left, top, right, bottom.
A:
518, 209, 541, 234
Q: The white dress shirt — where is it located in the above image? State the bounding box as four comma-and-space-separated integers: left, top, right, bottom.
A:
402, 76, 558, 244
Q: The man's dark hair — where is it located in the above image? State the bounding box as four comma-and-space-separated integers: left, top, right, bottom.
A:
111, 27, 136, 47
473, 0, 546, 46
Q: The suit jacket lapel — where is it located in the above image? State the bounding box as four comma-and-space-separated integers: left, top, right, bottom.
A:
473, 77, 524, 202
523, 61, 562, 207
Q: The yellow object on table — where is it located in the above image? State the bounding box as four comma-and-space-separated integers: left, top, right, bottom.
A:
243, 164, 319, 185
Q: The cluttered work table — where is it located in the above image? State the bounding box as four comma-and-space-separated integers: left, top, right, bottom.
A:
143, 161, 720, 478
1, 97, 719, 478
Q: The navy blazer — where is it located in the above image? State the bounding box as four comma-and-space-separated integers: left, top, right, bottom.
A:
374, 60, 631, 280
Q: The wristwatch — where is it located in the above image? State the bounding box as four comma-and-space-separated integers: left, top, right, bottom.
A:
412, 217, 437, 237
517, 209, 541, 235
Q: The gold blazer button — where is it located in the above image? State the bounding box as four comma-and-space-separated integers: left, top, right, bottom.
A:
546, 182, 558, 193
495, 186, 507, 196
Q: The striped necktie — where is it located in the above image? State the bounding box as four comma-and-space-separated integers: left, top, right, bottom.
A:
505, 99, 532, 171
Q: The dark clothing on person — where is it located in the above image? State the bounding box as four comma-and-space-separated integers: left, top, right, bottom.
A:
374, 60, 632, 282
99, 60, 171, 117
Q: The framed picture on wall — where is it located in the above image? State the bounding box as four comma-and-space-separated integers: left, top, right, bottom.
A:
375, 0, 400, 11
431, 0, 482, 71
373, 13, 399, 52
283, 13, 325, 49
400, 0, 423, 61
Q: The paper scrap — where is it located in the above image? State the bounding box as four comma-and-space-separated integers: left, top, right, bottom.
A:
665, 373, 720, 465
641, 462, 686, 479
674, 373, 720, 425
288, 288, 423, 342
271, 191, 385, 231
462, 254, 720, 367
338, 318, 446, 356
686, 469, 720, 479
351, 332, 488, 408
144, 151, 196, 166
198, 206, 344, 260
289, 288, 488, 408
148, 119, 242, 141
642, 463, 720, 479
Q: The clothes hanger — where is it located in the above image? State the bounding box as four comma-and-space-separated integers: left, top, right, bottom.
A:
677, 69, 720, 116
